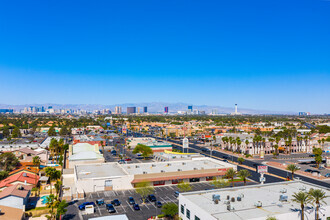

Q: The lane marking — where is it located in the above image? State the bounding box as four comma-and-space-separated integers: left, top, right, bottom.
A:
166, 196, 175, 203
126, 201, 135, 211
120, 204, 126, 212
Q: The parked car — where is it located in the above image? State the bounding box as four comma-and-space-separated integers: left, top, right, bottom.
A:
174, 191, 180, 197
96, 199, 104, 206
128, 197, 135, 205
106, 204, 116, 213
111, 199, 121, 206
125, 158, 132, 161
133, 204, 140, 210
78, 202, 95, 210
155, 201, 162, 208
318, 166, 325, 170
201, 148, 209, 152
304, 169, 313, 173
148, 194, 157, 202
324, 173, 330, 178
118, 159, 126, 164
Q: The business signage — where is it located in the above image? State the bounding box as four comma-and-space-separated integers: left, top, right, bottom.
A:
183, 137, 189, 148
257, 165, 268, 174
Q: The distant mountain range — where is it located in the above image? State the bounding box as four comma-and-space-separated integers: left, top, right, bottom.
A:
0, 102, 296, 115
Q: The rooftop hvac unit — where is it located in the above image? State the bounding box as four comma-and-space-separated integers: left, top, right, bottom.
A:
279, 194, 288, 202
212, 194, 220, 201
23, 173, 27, 177
182, 162, 186, 165
254, 201, 262, 207
237, 196, 242, 201
143, 171, 147, 174
280, 188, 287, 193
223, 200, 230, 205
135, 165, 139, 168
194, 168, 198, 170
227, 195, 230, 200
238, 193, 244, 198
299, 186, 306, 191
231, 197, 235, 202
227, 204, 232, 211
167, 163, 171, 166
178, 169, 182, 171
152, 164, 156, 167
161, 170, 165, 173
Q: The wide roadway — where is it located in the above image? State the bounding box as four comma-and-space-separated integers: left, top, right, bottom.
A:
133, 131, 330, 188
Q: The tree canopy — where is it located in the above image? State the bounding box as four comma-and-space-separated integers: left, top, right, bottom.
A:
0, 152, 19, 171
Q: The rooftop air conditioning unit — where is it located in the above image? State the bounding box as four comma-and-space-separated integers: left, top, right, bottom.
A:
254, 201, 262, 207
161, 170, 165, 173
237, 196, 242, 201
152, 164, 156, 167
194, 168, 198, 170
182, 162, 186, 165
136, 165, 139, 168
227, 204, 232, 211
231, 197, 235, 202
23, 173, 27, 177
212, 194, 220, 201
224, 200, 230, 205
178, 169, 182, 171
143, 171, 147, 174
167, 163, 171, 166
279, 194, 288, 202
299, 186, 306, 191
280, 188, 287, 193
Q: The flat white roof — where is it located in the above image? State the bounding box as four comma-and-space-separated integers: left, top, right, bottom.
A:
180, 181, 330, 220
121, 158, 235, 175
89, 214, 129, 220
76, 163, 127, 179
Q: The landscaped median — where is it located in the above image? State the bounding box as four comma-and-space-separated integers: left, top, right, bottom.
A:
25, 206, 52, 218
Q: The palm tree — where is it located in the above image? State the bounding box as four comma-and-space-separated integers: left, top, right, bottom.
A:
45, 167, 61, 194
237, 169, 251, 185
245, 139, 249, 154
32, 156, 41, 196
225, 168, 236, 187
237, 157, 245, 164
286, 164, 300, 180
55, 180, 62, 197
309, 188, 328, 220
292, 191, 312, 220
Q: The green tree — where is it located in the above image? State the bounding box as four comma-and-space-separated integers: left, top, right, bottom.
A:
286, 164, 300, 180
313, 148, 323, 168
55, 180, 62, 197
211, 178, 229, 188
135, 181, 154, 203
161, 202, 178, 219
0, 152, 19, 171
177, 182, 192, 192
2, 126, 10, 138
0, 171, 9, 181
45, 194, 58, 220
237, 169, 251, 186
237, 157, 245, 164
292, 191, 312, 220
132, 144, 153, 159
32, 156, 41, 188
48, 126, 57, 136
266, 217, 277, 220
225, 168, 236, 187
309, 188, 328, 220
59, 126, 68, 136
45, 167, 61, 194
11, 127, 21, 138
56, 200, 68, 219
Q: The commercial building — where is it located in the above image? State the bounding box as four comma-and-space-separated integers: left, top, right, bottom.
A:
179, 181, 330, 220
188, 105, 193, 113
63, 157, 236, 199
164, 106, 169, 113
126, 137, 172, 152
127, 107, 136, 114
115, 106, 122, 114
143, 106, 148, 113
0, 109, 13, 114
68, 143, 104, 168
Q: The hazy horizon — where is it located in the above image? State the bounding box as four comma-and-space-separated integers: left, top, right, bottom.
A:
1, 0, 329, 113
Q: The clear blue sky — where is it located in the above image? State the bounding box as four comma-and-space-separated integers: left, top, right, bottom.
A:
0, 0, 329, 113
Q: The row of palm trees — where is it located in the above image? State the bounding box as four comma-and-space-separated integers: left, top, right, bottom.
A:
224, 168, 251, 187
292, 188, 328, 220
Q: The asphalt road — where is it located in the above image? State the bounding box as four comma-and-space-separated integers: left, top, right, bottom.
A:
134, 131, 330, 188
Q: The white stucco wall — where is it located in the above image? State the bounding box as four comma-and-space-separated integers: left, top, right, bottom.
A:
0, 196, 25, 210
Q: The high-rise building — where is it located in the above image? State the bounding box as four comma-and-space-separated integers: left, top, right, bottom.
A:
211, 109, 218, 115
164, 106, 169, 113
188, 106, 193, 111
0, 109, 13, 114
143, 106, 148, 113
127, 107, 136, 114
137, 107, 141, 114
115, 106, 122, 114
235, 104, 238, 114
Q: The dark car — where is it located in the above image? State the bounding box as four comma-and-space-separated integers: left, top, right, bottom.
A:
133, 204, 140, 210
78, 202, 95, 210
96, 199, 104, 206
174, 191, 179, 197
128, 197, 135, 205
118, 159, 126, 164
155, 201, 162, 208
111, 199, 121, 206
106, 204, 116, 213
125, 158, 132, 161
148, 194, 157, 202
201, 148, 209, 152
304, 169, 313, 173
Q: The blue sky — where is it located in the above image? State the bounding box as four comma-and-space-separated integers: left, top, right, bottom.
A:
0, 0, 329, 113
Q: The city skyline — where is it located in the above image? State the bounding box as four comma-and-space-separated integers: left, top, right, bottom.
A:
1, 0, 330, 113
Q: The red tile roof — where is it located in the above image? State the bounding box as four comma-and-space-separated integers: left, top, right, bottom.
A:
0, 172, 39, 189
0, 184, 33, 199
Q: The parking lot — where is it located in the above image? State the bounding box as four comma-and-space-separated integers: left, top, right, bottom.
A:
65, 181, 256, 220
